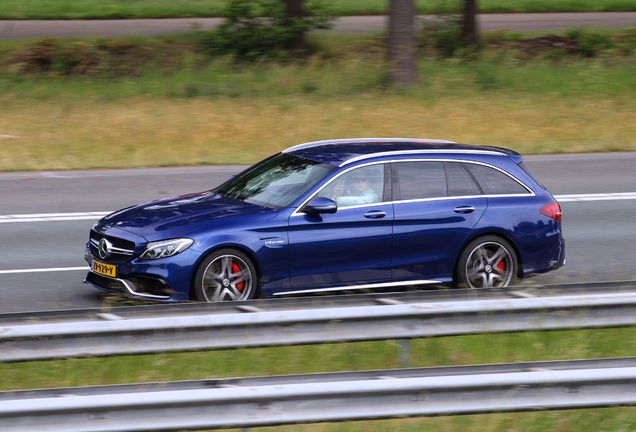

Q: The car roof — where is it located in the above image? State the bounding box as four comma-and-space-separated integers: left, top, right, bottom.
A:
282, 138, 521, 167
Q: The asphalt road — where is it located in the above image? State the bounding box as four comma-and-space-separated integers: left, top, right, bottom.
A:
0, 152, 635, 314
2, 12, 636, 40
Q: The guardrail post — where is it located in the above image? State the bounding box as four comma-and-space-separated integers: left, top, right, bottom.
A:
399, 339, 411, 367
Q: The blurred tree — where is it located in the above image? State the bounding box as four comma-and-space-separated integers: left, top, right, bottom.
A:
284, 0, 305, 51
461, 0, 479, 43
387, 0, 417, 87
199, 0, 332, 60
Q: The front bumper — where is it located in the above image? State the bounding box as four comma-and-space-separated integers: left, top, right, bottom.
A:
83, 242, 194, 301
84, 270, 173, 299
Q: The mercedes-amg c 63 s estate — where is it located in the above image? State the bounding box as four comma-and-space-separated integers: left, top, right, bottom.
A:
84, 138, 564, 302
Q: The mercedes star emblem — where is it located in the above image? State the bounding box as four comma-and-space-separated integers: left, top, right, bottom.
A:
98, 238, 113, 259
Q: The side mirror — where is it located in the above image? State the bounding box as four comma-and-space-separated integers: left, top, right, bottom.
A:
303, 197, 337, 214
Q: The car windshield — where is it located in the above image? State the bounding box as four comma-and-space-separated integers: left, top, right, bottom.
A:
216, 153, 336, 209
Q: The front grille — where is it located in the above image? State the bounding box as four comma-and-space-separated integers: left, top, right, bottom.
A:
90, 230, 136, 251
90, 230, 137, 263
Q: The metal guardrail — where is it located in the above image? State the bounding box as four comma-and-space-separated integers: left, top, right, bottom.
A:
3, 356, 636, 431
1, 280, 635, 363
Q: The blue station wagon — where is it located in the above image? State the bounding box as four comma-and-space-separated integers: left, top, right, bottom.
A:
84, 138, 565, 302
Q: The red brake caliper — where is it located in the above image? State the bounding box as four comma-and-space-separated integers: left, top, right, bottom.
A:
497, 261, 505, 272
231, 262, 243, 290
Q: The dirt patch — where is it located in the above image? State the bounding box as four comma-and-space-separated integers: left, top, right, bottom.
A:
6, 38, 197, 77
515, 35, 578, 54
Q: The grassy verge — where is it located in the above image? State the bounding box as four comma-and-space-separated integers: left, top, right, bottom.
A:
1, 31, 636, 171
2, 327, 636, 431
1, 93, 635, 171
2, 0, 636, 19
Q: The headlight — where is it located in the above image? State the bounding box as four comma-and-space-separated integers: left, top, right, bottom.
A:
140, 238, 194, 260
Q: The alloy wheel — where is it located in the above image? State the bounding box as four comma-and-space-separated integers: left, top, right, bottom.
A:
201, 254, 254, 301
464, 241, 514, 288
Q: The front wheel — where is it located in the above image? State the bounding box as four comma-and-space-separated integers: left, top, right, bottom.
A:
456, 236, 518, 288
193, 249, 258, 302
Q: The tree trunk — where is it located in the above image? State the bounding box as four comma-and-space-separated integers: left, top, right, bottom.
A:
387, 0, 417, 87
285, 0, 305, 52
461, 0, 479, 43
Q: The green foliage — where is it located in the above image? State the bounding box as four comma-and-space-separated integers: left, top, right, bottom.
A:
198, 0, 333, 60
2, 31, 636, 98
421, 14, 468, 57
420, 0, 480, 57
566, 29, 614, 56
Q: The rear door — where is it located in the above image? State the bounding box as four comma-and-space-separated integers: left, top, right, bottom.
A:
391, 160, 487, 280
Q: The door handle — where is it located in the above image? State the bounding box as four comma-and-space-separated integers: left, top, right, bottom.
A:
364, 210, 386, 219
454, 206, 475, 214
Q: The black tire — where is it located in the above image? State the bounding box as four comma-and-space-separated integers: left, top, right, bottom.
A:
456, 236, 518, 288
193, 248, 258, 302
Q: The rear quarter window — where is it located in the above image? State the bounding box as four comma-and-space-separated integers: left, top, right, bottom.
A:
465, 163, 531, 195
448, 162, 481, 196
518, 161, 546, 190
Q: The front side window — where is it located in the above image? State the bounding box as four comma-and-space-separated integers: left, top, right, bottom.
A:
465, 163, 531, 195
318, 164, 385, 208
217, 153, 335, 209
393, 161, 447, 201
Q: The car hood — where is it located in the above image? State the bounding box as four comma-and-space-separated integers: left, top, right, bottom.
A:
95, 191, 275, 239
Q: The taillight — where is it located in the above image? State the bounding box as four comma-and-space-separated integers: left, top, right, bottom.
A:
540, 202, 562, 221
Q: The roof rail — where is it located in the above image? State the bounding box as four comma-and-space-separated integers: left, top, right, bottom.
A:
282, 138, 458, 154
340, 149, 508, 166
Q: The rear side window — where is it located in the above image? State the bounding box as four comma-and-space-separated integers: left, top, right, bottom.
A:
448, 162, 481, 197
394, 161, 447, 200
465, 163, 530, 195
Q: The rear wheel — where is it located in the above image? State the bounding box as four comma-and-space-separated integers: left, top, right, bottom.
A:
456, 236, 517, 288
193, 249, 258, 302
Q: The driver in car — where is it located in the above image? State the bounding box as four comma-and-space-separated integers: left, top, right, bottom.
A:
332, 172, 379, 207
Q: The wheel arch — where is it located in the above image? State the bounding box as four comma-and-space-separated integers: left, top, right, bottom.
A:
453, 231, 524, 285
189, 243, 263, 300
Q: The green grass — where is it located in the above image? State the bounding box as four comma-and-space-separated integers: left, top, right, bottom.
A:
3, 327, 636, 431
2, 0, 636, 19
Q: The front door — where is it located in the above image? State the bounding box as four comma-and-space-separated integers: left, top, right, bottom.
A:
288, 163, 393, 289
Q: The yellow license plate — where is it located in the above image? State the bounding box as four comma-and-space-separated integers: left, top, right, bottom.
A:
92, 260, 117, 278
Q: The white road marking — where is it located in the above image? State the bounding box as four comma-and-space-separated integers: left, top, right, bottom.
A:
0, 211, 111, 223
554, 192, 636, 202
1, 192, 635, 224
0, 267, 88, 274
